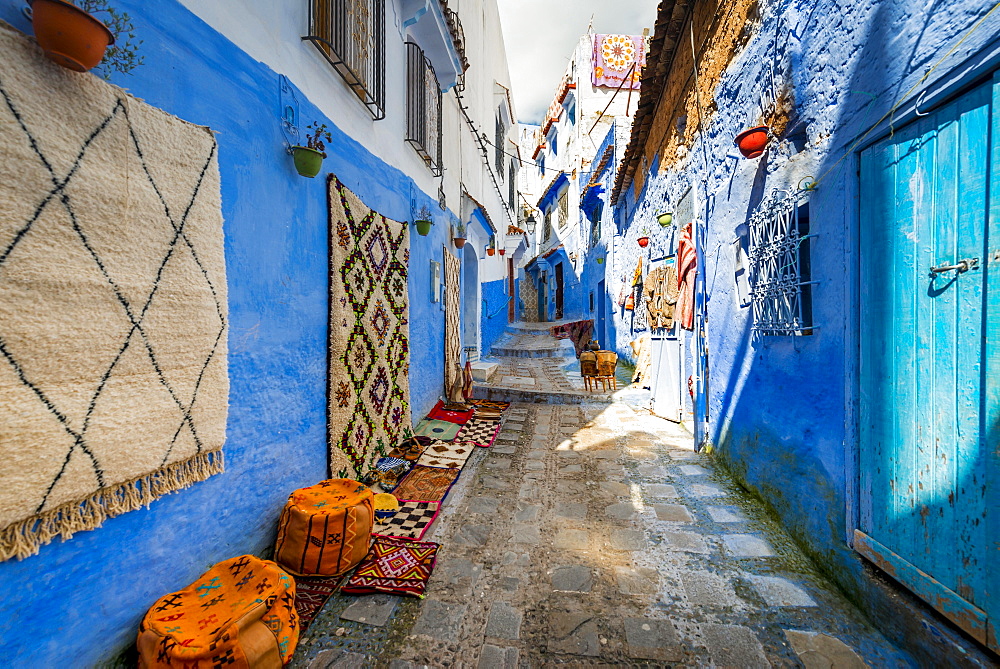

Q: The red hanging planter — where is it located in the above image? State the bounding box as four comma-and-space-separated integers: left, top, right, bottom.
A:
453, 237, 466, 249
486, 248, 495, 256
499, 249, 506, 256
734, 126, 770, 159
30, 0, 115, 72
637, 237, 650, 248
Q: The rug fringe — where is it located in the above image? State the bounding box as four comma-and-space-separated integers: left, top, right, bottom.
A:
0, 451, 224, 562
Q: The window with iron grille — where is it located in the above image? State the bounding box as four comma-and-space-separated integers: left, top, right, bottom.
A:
543, 210, 552, 242
588, 207, 601, 248
557, 189, 569, 230
405, 42, 442, 176
305, 0, 386, 120
508, 161, 516, 211
495, 112, 505, 178
748, 189, 816, 336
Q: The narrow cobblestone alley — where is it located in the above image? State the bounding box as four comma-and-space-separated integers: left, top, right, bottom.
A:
293, 381, 911, 667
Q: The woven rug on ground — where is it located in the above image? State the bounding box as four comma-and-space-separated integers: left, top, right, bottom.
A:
0, 24, 227, 562
456, 418, 502, 448
416, 440, 476, 469
294, 573, 345, 632
373, 500, 440, 540
391, 465, 460, 502
470, 399, 511, 412
341, 535, 440, 598
413, 418, 462, 441
328, 176, 410, 476
427, 400, 473, 425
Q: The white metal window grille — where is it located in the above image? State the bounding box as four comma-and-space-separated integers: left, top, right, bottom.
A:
747, 189, 816, 336
405, 42, 442, 176
305, 0, 386, 120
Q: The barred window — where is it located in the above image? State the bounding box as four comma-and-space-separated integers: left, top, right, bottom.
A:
748, 190, 815, 335
305, 0, 386, 119
495, 112, 505, 178
557, 189, 569, 230
508, 161, 516, 212
405, 42, 442, 176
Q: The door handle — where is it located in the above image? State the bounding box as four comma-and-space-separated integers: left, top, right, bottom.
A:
929, 258, 979, 277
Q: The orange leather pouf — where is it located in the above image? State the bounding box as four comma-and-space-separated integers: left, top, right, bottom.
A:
274, 479, 374, 576
137, 555, 298, 668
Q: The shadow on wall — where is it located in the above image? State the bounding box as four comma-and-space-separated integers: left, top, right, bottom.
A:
708, 1, 998, 661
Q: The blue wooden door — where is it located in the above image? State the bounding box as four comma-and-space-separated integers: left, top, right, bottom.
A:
859, 77, 998, 650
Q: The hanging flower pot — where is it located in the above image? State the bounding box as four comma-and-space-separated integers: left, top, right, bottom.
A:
486, 248, 495, 256
453, 237, 467, 249
734, 126, 770, 159
30, 0, 115, 72
657, 212, 673, 227
291, 146, 324, 178
596, 257, 605, 264
414, 219, 433, 236
499, 249, 506, 256
637, 237, 650, 248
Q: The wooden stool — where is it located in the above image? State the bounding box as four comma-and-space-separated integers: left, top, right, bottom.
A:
580, 350, 599, 391
137, 555, 298, 668
595, 351, 619, 391
274, 479, 373, 576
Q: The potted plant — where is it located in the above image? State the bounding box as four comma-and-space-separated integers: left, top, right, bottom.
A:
734, 125, 770, 159
414, 205, 434, 237
596, 257, 605, 265
657, 211, 673, 227
453, 222, 466, 249
30, 0, 141, 74
486, 237, 495, 256
291, 122, 331, 178
637, 228, 650, 248
498, 248, 506, 256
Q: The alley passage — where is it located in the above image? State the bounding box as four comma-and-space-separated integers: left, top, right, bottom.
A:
293, 351, 910, 667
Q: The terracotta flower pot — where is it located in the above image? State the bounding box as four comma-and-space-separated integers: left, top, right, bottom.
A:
734, 126, 769, 159
499, 249, 506, 256
637, 237, 650, 248
415, 220, 433, 236
486, 248, 495, 256
453, 237, 466, 249
30, 0, 115, 72
291, 146, 324, 178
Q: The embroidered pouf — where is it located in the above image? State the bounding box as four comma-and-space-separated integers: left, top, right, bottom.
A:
137, 555, 298, 668
274, 479, 374, 577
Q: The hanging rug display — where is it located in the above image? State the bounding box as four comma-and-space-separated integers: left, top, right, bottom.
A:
327, 176, 410, 476
0, 23, 227, 562
341, 535, 440, 599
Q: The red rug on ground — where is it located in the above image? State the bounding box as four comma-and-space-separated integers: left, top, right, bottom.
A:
341, 535, 440, 599
293, 573, 345, 631
427, 400, 474, 425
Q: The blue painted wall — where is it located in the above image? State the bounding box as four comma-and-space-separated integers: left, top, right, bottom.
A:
480, 278, 508, 356
0, 2, 450, 663
603, 0, 1000, 659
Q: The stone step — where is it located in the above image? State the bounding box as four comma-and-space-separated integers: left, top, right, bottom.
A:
472, 384, 613, 405
469, 361, 499, 383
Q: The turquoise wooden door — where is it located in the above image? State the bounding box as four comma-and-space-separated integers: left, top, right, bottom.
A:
859, 76, 998, 650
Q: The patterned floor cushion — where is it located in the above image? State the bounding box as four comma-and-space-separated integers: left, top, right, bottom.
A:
137, 555, 298, 668
341, 535, 440, 598
274, 479, 373, 576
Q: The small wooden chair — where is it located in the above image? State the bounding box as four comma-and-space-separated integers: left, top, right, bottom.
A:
595, 351, 618, 392
580, 350, 599, 391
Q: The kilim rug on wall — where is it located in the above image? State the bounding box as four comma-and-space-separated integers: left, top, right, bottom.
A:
0, 23, 227, 561
443, 248, 461, 395
327, 176, 410, 476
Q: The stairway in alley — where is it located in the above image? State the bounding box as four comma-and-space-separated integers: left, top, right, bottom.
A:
291, 382, 910, 666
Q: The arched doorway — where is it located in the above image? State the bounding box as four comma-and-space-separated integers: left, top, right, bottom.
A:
461, 243, 480, 359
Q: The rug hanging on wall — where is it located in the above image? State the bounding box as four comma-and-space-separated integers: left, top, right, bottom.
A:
328, 176, 410, 475
0, 23, 228, 561
443, 248, 461, 395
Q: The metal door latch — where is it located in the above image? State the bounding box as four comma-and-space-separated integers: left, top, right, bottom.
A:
930, 258, 979, 277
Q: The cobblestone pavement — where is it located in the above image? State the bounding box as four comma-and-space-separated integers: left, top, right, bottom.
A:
294, 398, 911, 668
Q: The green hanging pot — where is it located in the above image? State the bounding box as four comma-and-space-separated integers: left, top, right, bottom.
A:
291, 146, 324, 178
596, 257, 605, 264
657, 212, 673, 227
415, 220, 433, 236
